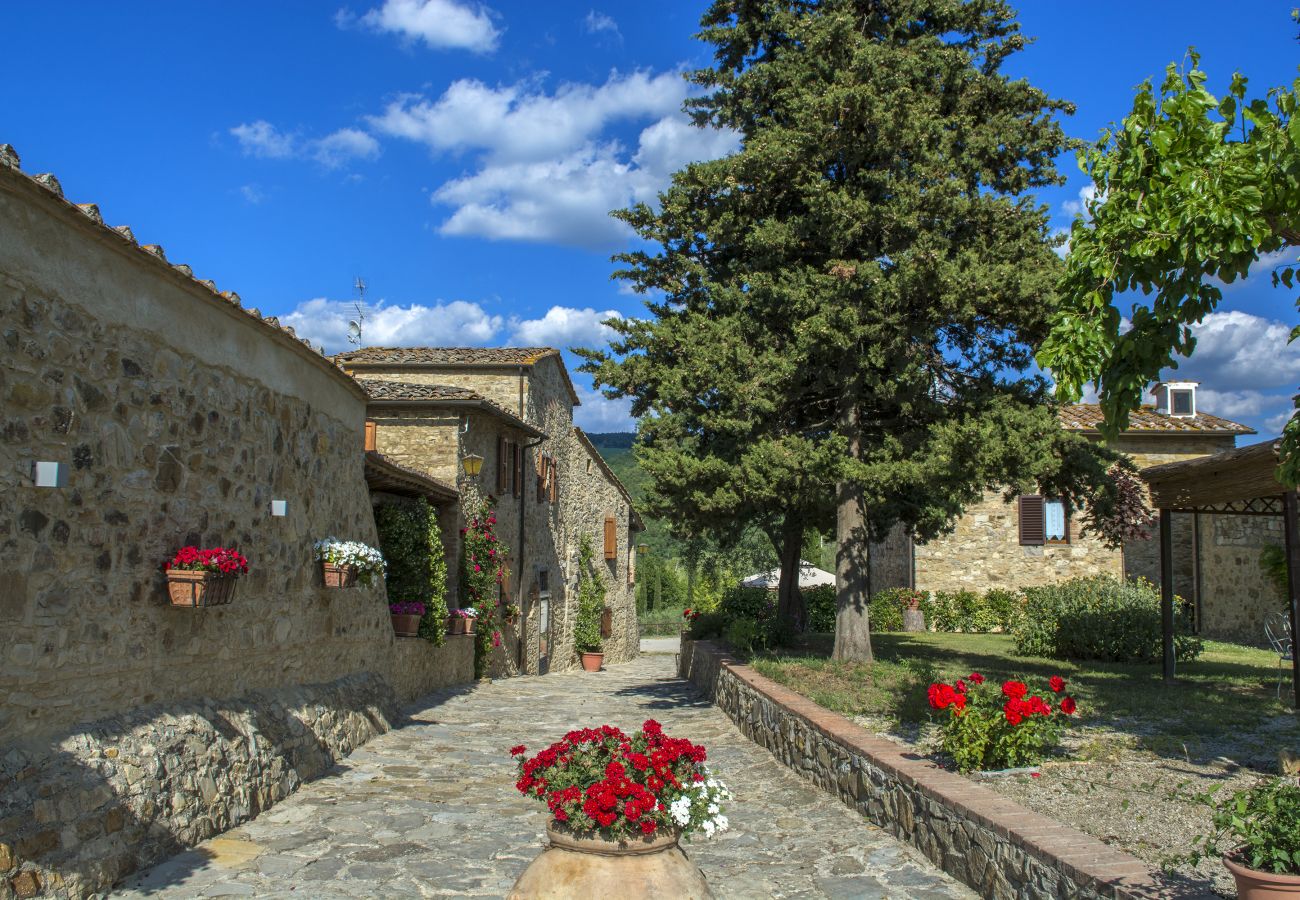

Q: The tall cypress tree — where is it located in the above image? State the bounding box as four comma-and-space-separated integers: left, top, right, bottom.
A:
582, 0, 1110, 660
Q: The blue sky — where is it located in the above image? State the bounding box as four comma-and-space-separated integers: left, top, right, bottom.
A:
4, 1, 1298, 434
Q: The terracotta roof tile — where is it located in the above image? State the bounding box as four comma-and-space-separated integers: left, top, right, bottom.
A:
337, 346, 558, 365
357, 378, 544, 437
1058, 404, 1254, 435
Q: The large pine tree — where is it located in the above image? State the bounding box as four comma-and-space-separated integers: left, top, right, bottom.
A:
582, 0, 1113, 660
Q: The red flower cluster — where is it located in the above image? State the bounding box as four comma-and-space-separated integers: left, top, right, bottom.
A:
927, 671, 1078, 727
165, 546, 249, 575
927, 682, 967, 714
683, 608, 701, 622
512, 720, 709, 839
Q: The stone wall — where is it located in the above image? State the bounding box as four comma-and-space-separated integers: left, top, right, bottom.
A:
1200, 513, 1286, 644
679, 639, 1170, 900
0, 160, 473, 897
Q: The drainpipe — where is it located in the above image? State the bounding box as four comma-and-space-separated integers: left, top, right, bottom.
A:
519, 432, 545, 671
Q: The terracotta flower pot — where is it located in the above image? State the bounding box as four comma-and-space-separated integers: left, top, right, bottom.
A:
165, 570, 237, 608
391, 613, 422, 637
464, 616, 477, 635
1224, 852, 1300, 898
580, 652, 604, 672
322, 563, 358, 589
448, 616, 465, 635
508, 824, 713, 899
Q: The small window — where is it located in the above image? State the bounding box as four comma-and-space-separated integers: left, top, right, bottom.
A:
1171, 389, 1194, 416
538, 569, 550, 597
1044, 499, 1069, 544
1019, 495, 1069, 546
586, 458, 593, 475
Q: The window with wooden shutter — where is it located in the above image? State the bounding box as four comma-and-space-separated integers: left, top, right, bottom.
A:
497, 434, 508, 494
1018, 495, 1045, 546
549, 459, 558, 502
603, 516, 617, 559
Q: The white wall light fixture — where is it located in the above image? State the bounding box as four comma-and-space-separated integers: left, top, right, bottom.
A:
270, 499, 288, 517
32, 461, 67, 488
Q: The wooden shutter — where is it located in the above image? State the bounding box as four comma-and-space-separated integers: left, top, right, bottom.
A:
549, 459, 558, 503
603, 516, 617, 559
497, 435, 508, 494
1018, 495, 1045, 546
600, 607, 613, 638
363, 420, 377, 452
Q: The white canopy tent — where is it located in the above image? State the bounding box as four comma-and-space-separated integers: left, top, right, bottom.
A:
740, 561, 835, 591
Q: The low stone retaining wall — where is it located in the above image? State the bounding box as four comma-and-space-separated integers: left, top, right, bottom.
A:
680, 639, 1174, 900
1, 636, 474, 900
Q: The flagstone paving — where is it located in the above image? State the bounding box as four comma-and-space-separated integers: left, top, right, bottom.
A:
114, 654, 973, 899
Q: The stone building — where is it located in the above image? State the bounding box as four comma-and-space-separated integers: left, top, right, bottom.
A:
0, 144, 474, 897
889, 383, 1276, 641
336, 347, 644, 674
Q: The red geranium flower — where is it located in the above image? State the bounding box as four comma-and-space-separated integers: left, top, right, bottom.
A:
510, 745, 527, 756
1048, 676, 1066, 693
968, 672, 985, 685
1001, 680, 1028, 700
1059, 696, 1077, 715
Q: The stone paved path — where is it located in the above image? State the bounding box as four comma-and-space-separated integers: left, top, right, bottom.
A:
115, 655, 973, 899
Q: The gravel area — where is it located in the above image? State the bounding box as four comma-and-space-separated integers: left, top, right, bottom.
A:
850, 710, 1300, 897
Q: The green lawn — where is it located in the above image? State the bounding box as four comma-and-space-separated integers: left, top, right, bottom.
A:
752, 632, 1298, 757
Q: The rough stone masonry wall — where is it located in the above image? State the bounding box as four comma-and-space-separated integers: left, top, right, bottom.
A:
1200, 513, 1286, 645
679, 639, 1173, 900
0, 164, 473, 898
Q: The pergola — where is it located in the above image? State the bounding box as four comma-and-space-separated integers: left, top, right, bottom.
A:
1141, 439, 1300, 702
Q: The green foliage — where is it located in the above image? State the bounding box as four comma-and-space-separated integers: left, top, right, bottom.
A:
579, 0, 1121, 662
460, 500, 509, 677
574, 536, 607, 655
637, 554, 687, 612
931, 676, 1071, 773
1012, 576, 1202, 663
1261, 545, 1291, 598
373, 499, 447, 646
924, 589, 1023, 634
723, 619, 765, 656
640, 605, 689, 637
687, 611, 727, 641
1180, 779, 1300, 876
804, 584, 837, 633
866, 589, 913, 633
1038, 48, 1300, 483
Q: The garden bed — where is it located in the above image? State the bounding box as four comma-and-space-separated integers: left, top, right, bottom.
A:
752, 632, 1300, 896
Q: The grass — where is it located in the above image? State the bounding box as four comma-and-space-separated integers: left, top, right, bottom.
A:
639, 605, 687, 636
751, 632, 1299, 757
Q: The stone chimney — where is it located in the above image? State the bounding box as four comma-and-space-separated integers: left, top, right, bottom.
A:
1152, 381, 1198, 418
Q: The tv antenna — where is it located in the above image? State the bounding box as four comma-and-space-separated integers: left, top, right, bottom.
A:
346, 277, 367, 346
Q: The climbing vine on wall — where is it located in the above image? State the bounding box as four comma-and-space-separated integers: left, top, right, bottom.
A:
461, 499, 510, 677
374, 497, 448, 646
574, 535, 607, 655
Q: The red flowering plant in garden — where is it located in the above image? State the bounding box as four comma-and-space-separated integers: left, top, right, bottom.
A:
164, 546, 249, 576
683, 608, 701, 623
460, 500, 510, 674
928, 671, 1078, 773
512, 719, 731, 842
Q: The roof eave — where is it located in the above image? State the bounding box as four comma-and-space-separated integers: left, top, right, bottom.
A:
365, 398, 545, 438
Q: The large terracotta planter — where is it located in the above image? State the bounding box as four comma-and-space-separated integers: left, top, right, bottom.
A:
508, 824, 713, 899
322, 563, 358, 589
464, 616, 477, 635
165, 570, 237, 608
1225, 852, 1300, 898
391, 613, 422, 637
448, 616, 466, 635
580, 652, 604, 672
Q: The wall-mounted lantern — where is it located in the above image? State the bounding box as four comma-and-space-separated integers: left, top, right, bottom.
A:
462, 453, 484, 478
637, 543, 650, 556
32, 461, 67, 488
270, 500, 288, 517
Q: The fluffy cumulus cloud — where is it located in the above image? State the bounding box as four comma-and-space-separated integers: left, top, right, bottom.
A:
508, 306, 622, 349
230, 122, 380, 169
1169, 310, 1300, 392
281, 297, 503, 353
573, 383, 635, 432
351, 0, 500, 53
1060, 184, 1097, 219
370, 70, 741, 247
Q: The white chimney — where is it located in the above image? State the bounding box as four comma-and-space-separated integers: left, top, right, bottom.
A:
1153, 381, 1198, 418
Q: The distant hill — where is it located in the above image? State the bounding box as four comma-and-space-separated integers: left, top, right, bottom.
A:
584, 432, 635, 451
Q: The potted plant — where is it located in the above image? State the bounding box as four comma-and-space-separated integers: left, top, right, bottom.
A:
503, 602, 521, 627
448, 607, 478, 635
163, 546, 249, 607
390, 600, 425, 637
575, 537, 606, 672
1183, 778, 1300, 898
314, 538, 385, 588
507, 720, 728, 897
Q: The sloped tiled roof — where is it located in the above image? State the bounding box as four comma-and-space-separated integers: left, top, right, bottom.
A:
573, 427, 644, 531
1059, 404, 1255, 435
0, 143, 364, 398
364, 451, 458, 503
335, 346, 582, 407
338, 347, 557, 365
358, 378, 543, 437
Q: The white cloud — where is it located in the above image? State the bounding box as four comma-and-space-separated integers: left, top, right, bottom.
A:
1061, 184, 1097, 219
1219, 248, 1300, 291
239, 184, 266, 205
355, 0, 500, 53
231, 121, 296, 159
313, 128, 381, 168
1196, 388, 1272, 418
584, 10, 620, 39
508, 306, 622, 349
573, 383, 635, 432
281, 297, 503, 353
1265, 408, 1297, 435
1164, 310, 1300, 392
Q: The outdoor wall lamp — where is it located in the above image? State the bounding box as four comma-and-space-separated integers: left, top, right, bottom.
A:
462, 453, 484, 478
637, 543, 650, 555
270, 500, 288, 517
31, 461, 67, 488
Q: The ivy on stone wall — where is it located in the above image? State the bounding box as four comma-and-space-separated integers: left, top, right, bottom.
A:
460, 499, 509, 677
574, 536, 607, 655
374, 498, 448, 646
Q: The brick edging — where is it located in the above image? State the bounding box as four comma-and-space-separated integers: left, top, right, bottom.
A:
680, 638, 1189, 900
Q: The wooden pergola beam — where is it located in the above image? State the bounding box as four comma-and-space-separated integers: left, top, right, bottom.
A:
1284, 491, 1300, 707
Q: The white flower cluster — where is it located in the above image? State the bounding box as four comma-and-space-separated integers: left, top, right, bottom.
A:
313, 538, 386, 584
668, 773, 731, 839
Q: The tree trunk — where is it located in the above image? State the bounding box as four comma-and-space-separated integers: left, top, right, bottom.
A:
833, 398, 874, 662
776, 517, 806, 635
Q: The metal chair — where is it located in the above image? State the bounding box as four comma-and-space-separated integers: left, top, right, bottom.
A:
1264, 612, 1294, 699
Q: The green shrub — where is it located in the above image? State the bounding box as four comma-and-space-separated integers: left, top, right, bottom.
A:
374, 497, 448, 646
723, 619, 765, 656
866, 588, 914, 632
1012, 576, 1202, 663
574, 536, 606, 655
920, 588, 1023, 633
804, 584, 836, 632
640, 605, 687, 636
984, 588, 1024, 633
687, 611, 726, 640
